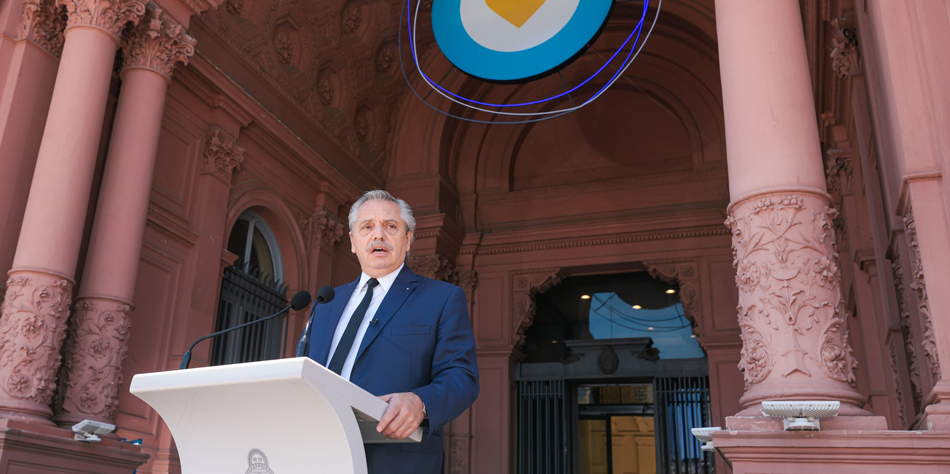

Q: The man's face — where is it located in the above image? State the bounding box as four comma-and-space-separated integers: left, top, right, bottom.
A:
350, 200, 413, 278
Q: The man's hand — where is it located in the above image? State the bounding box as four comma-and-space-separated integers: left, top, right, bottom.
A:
377, 392, 425, 440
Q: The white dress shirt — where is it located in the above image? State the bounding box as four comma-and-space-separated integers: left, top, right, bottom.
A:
327, 264, 403, 380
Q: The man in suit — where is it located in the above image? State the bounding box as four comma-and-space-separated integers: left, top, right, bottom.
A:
306, 190, 479, 474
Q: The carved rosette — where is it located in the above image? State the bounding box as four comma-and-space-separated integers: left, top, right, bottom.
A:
830, 18, 860, 79
17, 0, 67, 57
904, 208, 941, 383
0, 270, 74, 419
56, 0, 146, 41
725, 192, 863, 407
408, 254, 454, 282
202, 126, 245, 184
511, 270, 561, 348
56, 297, 132, 423
121, 6, 196, 80
646, 261, 702, 335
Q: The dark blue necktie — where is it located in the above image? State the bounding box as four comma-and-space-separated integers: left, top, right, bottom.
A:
328, 278, 379, 375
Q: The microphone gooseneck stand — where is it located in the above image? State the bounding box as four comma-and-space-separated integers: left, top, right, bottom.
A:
179, 290, 312, 370
295, 286, 335, 357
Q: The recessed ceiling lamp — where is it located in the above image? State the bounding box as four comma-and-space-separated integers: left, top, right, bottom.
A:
665, 289, 676, 294
581, 294, 591, 300
647, 327, 654, 330
632, 305, 642, 309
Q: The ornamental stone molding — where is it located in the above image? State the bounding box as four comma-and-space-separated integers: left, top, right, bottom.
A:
903, 207, 941, 383
453, 269, 477, 306
56, 0, 146, 41
888, 338, 909, 428
202, 125, 245, 184
891, 252, 924, 409
55, 296, 132, 424
225, 0, 242, 15
824, 148, 854, 196
646, 260, 702, 333
725, 192, 863, 409
511, 269, 562, 348
17, 0, 67, 57
831, 17, 861, 79
408, 254, 454, 282
297, 208, 344, 253
316, 209, 344, 252
121, 6, 196, 80
0, 270, 74, 419
341, 2, 361, 35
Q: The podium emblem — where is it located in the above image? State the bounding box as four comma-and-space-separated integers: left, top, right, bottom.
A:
246, 448, 274, 474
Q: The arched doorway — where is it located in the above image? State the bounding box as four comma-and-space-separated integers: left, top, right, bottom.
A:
517, 272, 715, 474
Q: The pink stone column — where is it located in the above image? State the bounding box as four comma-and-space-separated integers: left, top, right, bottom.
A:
52, 7, 195, 427
716, 0, 868, 418
0, 0, 144, 423
0, 0, 65, 294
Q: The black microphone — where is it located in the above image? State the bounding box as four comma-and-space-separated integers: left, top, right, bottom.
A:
295, 286, 335, 358
180, 290, 311, 370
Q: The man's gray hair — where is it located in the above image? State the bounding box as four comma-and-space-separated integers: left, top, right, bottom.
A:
348, 190, 416, 238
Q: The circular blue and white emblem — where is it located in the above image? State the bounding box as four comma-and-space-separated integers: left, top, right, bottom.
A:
431, 0, 613, 82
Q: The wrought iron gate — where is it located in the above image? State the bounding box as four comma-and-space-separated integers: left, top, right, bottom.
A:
518, 379, 569, 474
211, 265, 288, 365
654, 376, 715, 474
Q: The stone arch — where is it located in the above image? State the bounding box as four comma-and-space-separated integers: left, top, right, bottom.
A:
225, 186, 308, 293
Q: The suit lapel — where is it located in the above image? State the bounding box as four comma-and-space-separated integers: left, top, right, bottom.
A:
354, 265, 418, 363
313, 279, 358, 365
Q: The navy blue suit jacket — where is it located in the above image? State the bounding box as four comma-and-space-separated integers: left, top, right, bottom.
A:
306, 265, 479, 474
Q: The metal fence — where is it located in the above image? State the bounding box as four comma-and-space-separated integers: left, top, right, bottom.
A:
654, 376, 715, 474
518, 379, 569, 474
211, 265, 288, 366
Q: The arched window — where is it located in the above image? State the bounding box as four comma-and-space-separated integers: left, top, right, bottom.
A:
212, 210, 289, 366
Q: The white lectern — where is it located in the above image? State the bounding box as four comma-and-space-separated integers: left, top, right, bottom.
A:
129, 357, 421, 474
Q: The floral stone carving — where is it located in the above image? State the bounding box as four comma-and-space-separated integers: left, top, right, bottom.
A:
18, 0, 67, 57
122, 6, 196, 79
904, 207, 941, 383
725, 192, 863, 408
511, 270, 561, 348
57, 0, 146, 41
0, 271, 74, 418
202, 125, 245, 184
57, 297, 132, 422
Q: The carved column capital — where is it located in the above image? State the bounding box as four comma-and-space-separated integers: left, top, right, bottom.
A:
121, 6, 196, 80
54, 296, 132, 425
645, 260, 703, 335
510, 269, 562, 348
408, 253, 455, 282
315, 210, 344, 252
831, 17, 861, 79
0, 270, 75, 421
201, 126, 244, 184
725, 192, 865, 410
56, 0, 146, 41
17, 0, 67, 57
